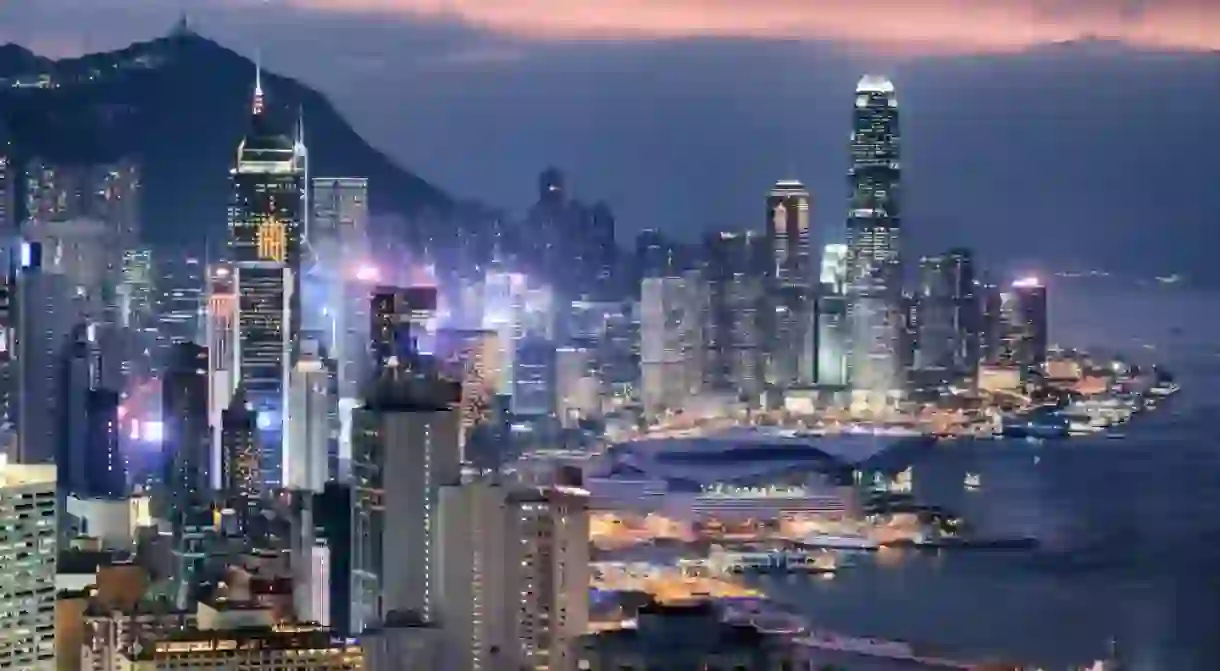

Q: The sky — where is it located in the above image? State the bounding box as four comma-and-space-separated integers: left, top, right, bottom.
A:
3, 0, 1220, 279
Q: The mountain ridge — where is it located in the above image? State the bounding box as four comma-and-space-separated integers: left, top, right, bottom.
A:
0, 28, 458, 249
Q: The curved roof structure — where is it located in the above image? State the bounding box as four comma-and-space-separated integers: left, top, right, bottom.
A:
856, 74, 896, 95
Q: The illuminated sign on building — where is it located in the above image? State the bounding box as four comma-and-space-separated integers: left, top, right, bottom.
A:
256, 218, 287, 262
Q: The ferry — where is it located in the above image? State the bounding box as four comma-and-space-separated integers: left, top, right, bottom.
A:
692, 484, 848, 519
964, 473, 981, 492
1149, 381, 1180, 397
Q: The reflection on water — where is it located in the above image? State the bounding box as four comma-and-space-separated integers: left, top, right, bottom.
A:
748, 289, 1220, 669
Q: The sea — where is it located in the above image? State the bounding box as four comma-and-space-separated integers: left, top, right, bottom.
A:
745, 285, 1220, 670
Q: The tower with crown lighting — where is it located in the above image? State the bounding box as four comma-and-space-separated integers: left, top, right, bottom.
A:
226, 59, 308, 490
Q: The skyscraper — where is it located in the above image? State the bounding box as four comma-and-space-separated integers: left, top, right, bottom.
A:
0, 460, 57, 670
228, 65, 307, 487
287, 335, 330, 493
999, 278, 1049, 372
311, 177, 370, 399
766, 180, 814, 387
846, 75, 903, 398
816, 244, 850, 388
205, 263, 237, 489
640, 272, 704, 415
162, 342, 210, 524
917, 249, 979, 374
0, 132, 13, 252
352, 369, 461, 631
370, 285, 438, 371
14, 240, 77, 464
221, 386, 261, 518
121, 248, 154, 330
703, 231, 766, 397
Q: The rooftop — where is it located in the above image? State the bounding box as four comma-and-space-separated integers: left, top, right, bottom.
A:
0, 457, 56, 488
857, 74, 896, 94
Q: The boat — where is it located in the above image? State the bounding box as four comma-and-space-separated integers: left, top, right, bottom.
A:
1002, 412, 1069, 439
1149, 381, 1180, 397
800, 533, 880, 551
964, 473, 982, 492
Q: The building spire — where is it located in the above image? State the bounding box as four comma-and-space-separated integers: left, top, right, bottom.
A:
252, 50, 264, 116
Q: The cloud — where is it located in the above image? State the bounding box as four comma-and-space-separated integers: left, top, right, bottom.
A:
281, 0, 1220, 53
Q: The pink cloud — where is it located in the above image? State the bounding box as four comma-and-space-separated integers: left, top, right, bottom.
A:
281, 0, 1220, 53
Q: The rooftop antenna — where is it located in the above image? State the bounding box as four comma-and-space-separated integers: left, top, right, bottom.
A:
252, 49, 264, 115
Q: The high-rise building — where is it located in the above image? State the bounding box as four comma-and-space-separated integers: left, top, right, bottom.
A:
156, 255, 205, 345
640, 272, 703, 415
437, 475, 512, 671
917, 249, 979, 374
121, 248, 154, 330
314, 482, 355, 634
979, 276, 1004, 366
287, 335, 330, 493
438, 477, 590, 671
369, 285, 438, 372
22, 158, 139, 328
555, 344, 598, 427
816, 244, 850, 388
351, 369, 461, 631
228, 65, 307, 488
14, 240, 77, 464
703, 231, 766, 398
434, 328, 499, 445
205, 263, 237, 489
0, 134, 14, 255
506, 485, 589, 671
82, 388, 125, 499
0, 459, 57, 670
22, 157, 140, 246
162, 342, 210, 525
482, 265, 526, 395
766, 179, 814, 387
311, 177, 370, 399
846, 75, 903, 398
998, 278, 1049, 372
221, 386, 261, 518
512, 336, 555, 417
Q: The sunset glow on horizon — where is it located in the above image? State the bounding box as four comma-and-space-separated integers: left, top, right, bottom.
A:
286, 0, 1220, 53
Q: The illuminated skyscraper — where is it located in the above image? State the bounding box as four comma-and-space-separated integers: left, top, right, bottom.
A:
121, 248, 154, 329
766, 179, 814, 387
703, 231, 766, 397
846, 75, 903, 397
14, 240, 77, 464
999, 278, 1049, 372
206, 263, 237, 488
640, 273, 703, 415
311, 177, 369, 399
352, 369, 461, 631
0, 132, 13, 251
0, 460, 57, 670
162, 342, 210, 527
228, 64, 307, 487
917, 249, 978, 374
816, 244, 850, 387
370, 285, 438, 371
287, 335, 330, 493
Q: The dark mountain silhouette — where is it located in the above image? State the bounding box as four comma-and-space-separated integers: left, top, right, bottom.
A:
0, 26, 455, 249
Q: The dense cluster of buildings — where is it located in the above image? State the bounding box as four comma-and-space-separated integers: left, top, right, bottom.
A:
0, 51, 1060, 670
